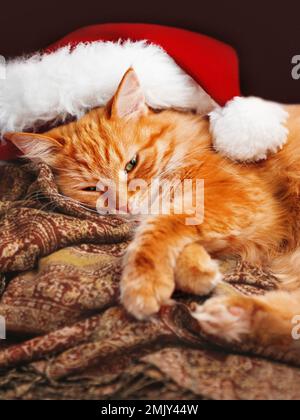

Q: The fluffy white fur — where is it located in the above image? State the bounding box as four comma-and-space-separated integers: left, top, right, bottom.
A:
210, 97, 289, 162
0, 41, 216, 134
0, 42, 289, 163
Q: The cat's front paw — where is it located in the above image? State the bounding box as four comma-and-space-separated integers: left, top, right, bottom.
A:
175, 243, 223, 296
191, 296, 252, 343
121, 259, 175, 320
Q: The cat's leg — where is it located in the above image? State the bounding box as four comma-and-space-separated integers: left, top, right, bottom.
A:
269, 249, 300, 292
192, 289, 300, 351
175, 243, 222, 296
121, 215, 198, 320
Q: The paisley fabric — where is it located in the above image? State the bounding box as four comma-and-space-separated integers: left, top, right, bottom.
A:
0, 162, 300, 400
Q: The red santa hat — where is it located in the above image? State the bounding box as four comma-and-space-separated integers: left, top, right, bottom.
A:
47, 23, 241, 107
0, 23, 288, 161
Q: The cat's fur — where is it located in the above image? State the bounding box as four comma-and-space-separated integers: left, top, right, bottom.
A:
6, 69, 300, 353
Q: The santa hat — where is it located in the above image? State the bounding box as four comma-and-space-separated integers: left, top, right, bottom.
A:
0, 23, 288, 161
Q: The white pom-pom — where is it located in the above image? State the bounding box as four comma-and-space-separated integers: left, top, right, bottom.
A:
210, 97, 289, 162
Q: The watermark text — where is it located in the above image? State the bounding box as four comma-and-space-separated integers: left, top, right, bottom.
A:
0, 55, 6, 80
0, 315, 6, 340
292, 315, 300, 340
292, 55, 300, 80
96, 176, 205, 226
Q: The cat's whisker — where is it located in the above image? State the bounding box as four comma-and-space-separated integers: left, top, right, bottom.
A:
49, 192, 104, 215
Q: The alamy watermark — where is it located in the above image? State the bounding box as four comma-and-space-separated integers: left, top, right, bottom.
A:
0, 315, 6, 340
292, 315, 300, 340
96, 176, 205, 226
292, 55, 300, 80
0, 55, 6, 80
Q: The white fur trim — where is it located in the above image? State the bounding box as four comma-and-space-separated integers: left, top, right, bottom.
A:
0, 41, 216, 134
210, 97, 289, 162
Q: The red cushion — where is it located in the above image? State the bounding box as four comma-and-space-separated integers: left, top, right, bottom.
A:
1, 23, 240, 161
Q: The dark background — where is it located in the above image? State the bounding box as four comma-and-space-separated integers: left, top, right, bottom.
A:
0, 0, 299, 103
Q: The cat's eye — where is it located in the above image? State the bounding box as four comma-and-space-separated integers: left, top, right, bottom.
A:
125, 155, 138, 174
84, 187, 97, 192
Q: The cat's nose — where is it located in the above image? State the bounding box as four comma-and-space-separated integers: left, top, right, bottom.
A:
118, 204, 128, 214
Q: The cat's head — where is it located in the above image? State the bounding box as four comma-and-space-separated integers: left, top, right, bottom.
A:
5, 69, 206, 215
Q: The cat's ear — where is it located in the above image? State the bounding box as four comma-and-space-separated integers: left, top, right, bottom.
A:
3, 132, 63, 163
110, 68, 148, 119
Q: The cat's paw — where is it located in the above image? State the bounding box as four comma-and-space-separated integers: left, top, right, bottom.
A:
175, 243, 223, 296
121, 264, 175, 320
191, 296, 252, 343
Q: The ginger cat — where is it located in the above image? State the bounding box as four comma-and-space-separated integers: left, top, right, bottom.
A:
5, 69, 300, 354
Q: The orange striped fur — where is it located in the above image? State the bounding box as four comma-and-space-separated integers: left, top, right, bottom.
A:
6, 70, 300, 352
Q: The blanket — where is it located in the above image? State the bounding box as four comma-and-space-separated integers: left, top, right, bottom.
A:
0, 162, 300, 400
